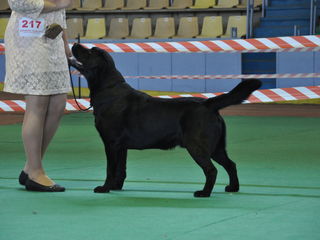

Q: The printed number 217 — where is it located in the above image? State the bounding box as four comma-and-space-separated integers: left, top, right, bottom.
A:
21, 20, 42, 28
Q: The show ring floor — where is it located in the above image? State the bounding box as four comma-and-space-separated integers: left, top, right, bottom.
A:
0, 91, 320, 240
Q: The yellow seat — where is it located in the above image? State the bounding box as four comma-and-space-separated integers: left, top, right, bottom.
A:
67, 0, 81, 10
213, 0, 239, 8
100, 0, 124, 10
151, 17, 175, 39
129, 18, 152, 39
237, 0, 262, 8
105, 18, 129, 39
173, 17, 199, 38
220, 15, 247, 38
78, 0, 102, 10
168, 0, 193, 9
66, 18, 84, 39
123, 0, 146, 10
145, 0, 169, 9
0, 1, 10, 10
0, 18, 9, 39
197, 16, 222, 38
83, 18, 106, 39
191, 0, 216, 9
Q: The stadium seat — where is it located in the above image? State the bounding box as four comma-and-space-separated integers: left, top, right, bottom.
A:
0, 18, 9, 39
123, 0, 146, 10
197, 16, 222, 38
78, 0, 102, 10
173, 17, 199, 38
105, 17, 129, 39
129, 18, 152, 39
220, 15, 247, 38
168, 0, 193, 9
151, 17, 175, 39
66, 18, 84, 39
67, 0, 81, 10
213, 0, 239, 8
145, 0, 169, 9
0, 1, 10, 10
191, 0, 216, 9
100, 0, 124, 10
237, 0, 262, 8
83, 18, 106, 39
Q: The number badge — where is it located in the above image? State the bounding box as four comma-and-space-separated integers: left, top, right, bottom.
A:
19, 17, 46, 37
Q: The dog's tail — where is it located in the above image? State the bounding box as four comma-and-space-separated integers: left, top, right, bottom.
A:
204, 79, 262, 111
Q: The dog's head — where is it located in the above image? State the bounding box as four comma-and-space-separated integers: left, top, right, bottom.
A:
70, 43, 116, 80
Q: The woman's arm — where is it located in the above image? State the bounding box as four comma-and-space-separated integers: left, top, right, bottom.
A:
8, 0, 72, 15
62, 30, 72, 58
42, 0, 72, 13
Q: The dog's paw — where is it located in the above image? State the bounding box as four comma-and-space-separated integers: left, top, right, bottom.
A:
111, 181, 124, 190
225, 185, 239, 192
194, 190, 211, 198
110, 185, 123, 191
94, 186, 110, 193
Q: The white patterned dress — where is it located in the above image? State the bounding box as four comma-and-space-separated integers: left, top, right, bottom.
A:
4, 0, 71, 95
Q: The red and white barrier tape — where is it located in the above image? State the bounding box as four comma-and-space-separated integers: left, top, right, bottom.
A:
1, 85, 319, 112
125, 73, 320, 79
70, 70, 320, 79
0, 35, 320, 54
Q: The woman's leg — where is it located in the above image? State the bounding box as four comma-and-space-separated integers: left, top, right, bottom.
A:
22, 95, 53, 186
22, 94, 67, 186
41, 93, 67, 158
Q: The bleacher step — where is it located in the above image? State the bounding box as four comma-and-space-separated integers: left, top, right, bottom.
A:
270, 0, 310, 6
265, 7, 310, 17
259, 18, 310, 27
254, 25, 309, 37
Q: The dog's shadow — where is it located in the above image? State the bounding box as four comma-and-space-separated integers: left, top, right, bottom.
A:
61, 186, 320, 209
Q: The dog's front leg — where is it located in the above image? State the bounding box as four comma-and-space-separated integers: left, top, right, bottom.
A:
112, 148, 128, 190
94, 145, 118, 193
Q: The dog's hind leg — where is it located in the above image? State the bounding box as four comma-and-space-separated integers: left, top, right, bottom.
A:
211, 118, 239, 192
212, 149, 239, 192
186, 145, 217, 197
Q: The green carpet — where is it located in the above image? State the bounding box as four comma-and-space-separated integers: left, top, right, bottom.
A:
0, 113, 319, 240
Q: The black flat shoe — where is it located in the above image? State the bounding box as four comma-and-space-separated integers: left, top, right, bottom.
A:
19, 171, 28, 186
25, 178, 65, 192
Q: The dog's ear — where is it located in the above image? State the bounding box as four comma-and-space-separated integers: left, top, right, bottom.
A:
102, 51, 116, 69
92, 47, 116, 69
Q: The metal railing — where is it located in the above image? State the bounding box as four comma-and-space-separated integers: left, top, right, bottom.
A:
246, 0, 266, 38
246, 0, 254, 38
262, 0, 268, 18
310, 0, 317, 35
294, 25, 301, 36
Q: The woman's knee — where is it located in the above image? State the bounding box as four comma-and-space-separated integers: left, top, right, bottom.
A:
49, 94, 67, 115
25, 95, 50, 115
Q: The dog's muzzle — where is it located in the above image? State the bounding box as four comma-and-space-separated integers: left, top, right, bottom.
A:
68, 56, 83, 68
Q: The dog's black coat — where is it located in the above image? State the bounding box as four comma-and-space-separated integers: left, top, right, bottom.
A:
70, 44, 261, 197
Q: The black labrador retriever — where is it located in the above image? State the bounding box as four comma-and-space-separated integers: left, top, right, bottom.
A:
70, 43, 261, 197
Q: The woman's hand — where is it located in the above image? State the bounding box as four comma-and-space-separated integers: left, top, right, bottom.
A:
65, 44, 72, 58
